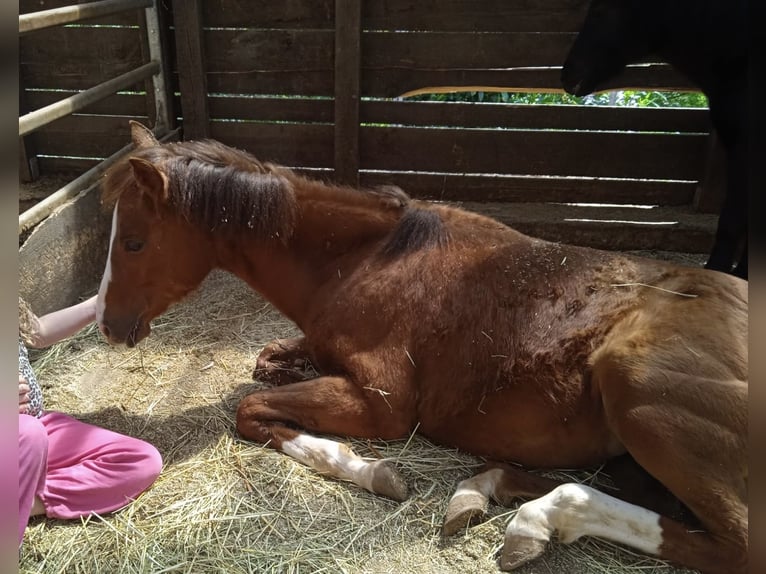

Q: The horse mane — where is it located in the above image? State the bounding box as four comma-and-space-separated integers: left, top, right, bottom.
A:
102, 139, 449, 253
381, 207, 450, 257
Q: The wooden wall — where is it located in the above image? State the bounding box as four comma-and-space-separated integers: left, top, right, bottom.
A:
19, 0, 719, 253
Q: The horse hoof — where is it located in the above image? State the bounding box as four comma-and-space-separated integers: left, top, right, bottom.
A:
499, 534, 547, 571
370, 460, 409, 502
442, 492, 488, 536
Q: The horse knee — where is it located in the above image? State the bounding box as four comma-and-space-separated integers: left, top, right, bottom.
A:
235, 395, 270, 442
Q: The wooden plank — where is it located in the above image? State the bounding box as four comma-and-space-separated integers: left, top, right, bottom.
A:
199, 29, 334, 95
209, 122, 334, 168
363, 31, 576, 70
201, 65, 693, 98
458, 202, 716, 253
32, 114, 143, 158
202, 65, 691, 100
363, 0, 590, 33
360, 100, 710, 132
361, 65, 696, 98
207, 96, 334, 123
359, 172, 696, 206
20, 26, 144, 90
172, 0, 209, 138
359, 126, 708, 180
202, 29, 334, 74
334, 0, 361, 185
202, 0, 334, 29
205, 71, 334, 97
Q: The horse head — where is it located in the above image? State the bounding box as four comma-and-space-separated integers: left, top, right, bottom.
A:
96, 121, 215, 346
561, 0, 656, 97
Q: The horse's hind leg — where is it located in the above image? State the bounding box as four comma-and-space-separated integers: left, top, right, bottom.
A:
495, 363, 747, 573
236, 375, 412, 501
253, 336, 316, 385
443, 462, 562, 535
500, 352, 748, 574
443, 455, 691, 538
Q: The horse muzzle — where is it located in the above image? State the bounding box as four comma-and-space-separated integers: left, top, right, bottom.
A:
99, 314, 151, 347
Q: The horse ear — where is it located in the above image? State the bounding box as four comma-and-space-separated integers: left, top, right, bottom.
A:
129, 120, 159, 149
129, 158, 168, 204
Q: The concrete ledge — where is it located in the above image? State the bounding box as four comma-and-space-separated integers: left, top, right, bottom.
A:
19, 182, 111, 315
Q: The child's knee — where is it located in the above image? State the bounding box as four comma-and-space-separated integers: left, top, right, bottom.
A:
135, 440, 163, 484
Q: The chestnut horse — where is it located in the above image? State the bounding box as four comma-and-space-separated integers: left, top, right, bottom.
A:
97, 122, 747, 573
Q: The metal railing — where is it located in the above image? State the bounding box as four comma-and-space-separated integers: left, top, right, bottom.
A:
19, 0, 171, 234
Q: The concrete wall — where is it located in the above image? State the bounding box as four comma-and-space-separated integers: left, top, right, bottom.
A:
19, 183, 111, 316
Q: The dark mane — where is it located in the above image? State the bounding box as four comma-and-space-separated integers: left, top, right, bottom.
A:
102, 140, 298, 240
102, 139, 448, 254
381, 207, 450, 257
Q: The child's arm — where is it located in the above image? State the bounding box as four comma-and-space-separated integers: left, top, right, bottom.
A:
29, 295, 98, 349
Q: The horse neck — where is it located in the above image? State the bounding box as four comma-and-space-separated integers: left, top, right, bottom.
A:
213, 180, 402, 326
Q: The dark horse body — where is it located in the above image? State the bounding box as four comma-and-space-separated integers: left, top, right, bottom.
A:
562, 0, 748, 278
97, 123, 747, 573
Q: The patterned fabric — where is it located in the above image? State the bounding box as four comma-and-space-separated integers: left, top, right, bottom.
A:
19, 338, 43, 418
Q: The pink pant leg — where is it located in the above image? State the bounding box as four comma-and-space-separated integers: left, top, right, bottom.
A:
39, 411, 162, 519
19, 414, 48, 546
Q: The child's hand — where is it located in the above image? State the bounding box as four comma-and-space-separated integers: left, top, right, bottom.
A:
19, 375, 30, 414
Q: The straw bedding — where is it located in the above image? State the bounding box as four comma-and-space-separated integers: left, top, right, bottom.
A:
19, 253, 703, 574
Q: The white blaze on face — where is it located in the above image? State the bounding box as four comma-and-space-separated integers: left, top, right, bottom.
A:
97, 201, 119, 325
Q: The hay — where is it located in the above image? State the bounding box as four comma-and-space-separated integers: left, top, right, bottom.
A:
20, 269, 698, 574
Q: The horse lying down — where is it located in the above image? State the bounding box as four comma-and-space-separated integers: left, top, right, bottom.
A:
97, 121, 747, 574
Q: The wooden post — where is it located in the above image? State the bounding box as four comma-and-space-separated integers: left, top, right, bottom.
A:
334, 0, 361, 186
18, 85, 39, 182
138, 1, 176, 133
171, 0, 209, 140
694, 130, 727, 214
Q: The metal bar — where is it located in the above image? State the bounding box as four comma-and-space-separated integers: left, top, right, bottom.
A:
19, 61, 159, 137
20, 0, 152, 35
19, 128, 180, 235
143, 1, 171, 133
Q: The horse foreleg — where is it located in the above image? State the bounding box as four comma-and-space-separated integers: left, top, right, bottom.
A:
443, 462, 562, 535
253, 336, 316, 385
236, 376, 410, 501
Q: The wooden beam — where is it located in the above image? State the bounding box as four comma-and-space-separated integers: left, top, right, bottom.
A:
694, 131, 727, 214
18, 85, 38, 182
171, 0, 209, 139
334, 0, 361, 185
138, 2, 176, 132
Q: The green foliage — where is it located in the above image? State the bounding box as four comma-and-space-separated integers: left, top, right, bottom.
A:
406, 90, 707, 108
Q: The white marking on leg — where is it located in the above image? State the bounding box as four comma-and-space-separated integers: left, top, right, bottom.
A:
449, 468, 504, 503
281, 434, 379, 493
505, 483, 663, 555
97, 202, 119, 324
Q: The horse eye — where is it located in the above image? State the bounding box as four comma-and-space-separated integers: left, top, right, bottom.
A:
124, 239, 144, 253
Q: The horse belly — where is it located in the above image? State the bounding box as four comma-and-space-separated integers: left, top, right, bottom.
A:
419, 386, 624, 469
